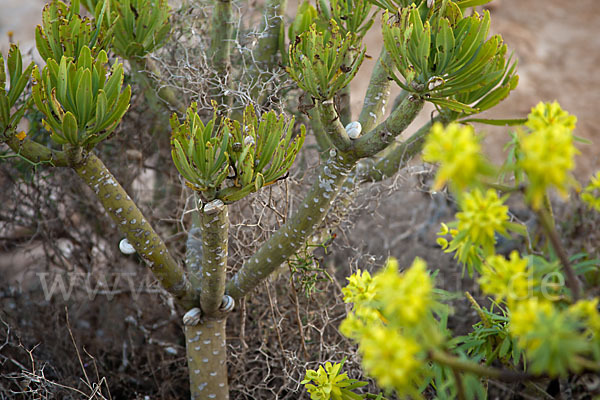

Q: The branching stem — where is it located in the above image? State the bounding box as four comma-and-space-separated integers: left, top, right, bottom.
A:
430, 350, 535, 383
74, 152, 195, 308
199, 200, 229, 316
536, 206, 581, 301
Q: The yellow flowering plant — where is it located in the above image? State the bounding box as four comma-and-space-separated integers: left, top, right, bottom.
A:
301, 359, 369, 400
336, 258, 449, 398
581, 172, 600, 211
422, 122, 492, 191
437, 188, 525, 274
313, 101, 600, 399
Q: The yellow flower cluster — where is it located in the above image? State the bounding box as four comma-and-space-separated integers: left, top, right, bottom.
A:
341, 269, 374, 305
437, 189, 511, 273
581, 172, 600, 212
457, 189, 509, 254
437, 222, 480, 270
508, 297, 594, 376
519, 102, 579, 209
479, 251, 531, 304
526, 101, 577, 132
509, 298, 554, 342
569, 298, 600, 336
358, 326, 424, 397
375, 258, 434, 326
340, 257, 438, 397
422, 122, 486, 191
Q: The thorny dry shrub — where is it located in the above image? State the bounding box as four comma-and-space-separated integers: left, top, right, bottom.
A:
0, 158, 465, 400
147, 0, 293, 116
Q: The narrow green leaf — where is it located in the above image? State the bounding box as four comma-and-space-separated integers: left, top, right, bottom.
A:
95, 85, 131, 133
0, 94, 10, 127
428, 97, 478, 113
254, 172, 265, 191
94, 90, 108, 130
172, 138, 200, 184
76, 68, 92, 125
456, 0, 493, 10
57, 57, 69, 102
459, 118, 527, 126
104, 63, 124, 106
62, 111, 79, 144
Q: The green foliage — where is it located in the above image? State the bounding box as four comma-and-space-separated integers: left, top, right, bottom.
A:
0, 45, 34, 136
456, 302, 523, 367
31, 46, 131, 148
289, 1, 321, 41
170, 104, 306, 203
326, 0, 375, 38
80, 0, 171, 59
170, 103, 230, 196
287, 21, 365, 100
80, 0, 102, 10
289, 0, 374, 41
367, 0, 494, 12
36, 0, 113, 63
288, 237, 334, 298
220, 105, 306, 202
381, 2, 518, 115
110, 0, 171, 58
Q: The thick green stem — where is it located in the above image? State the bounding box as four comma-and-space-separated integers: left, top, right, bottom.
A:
185, 317, 229, 399
186, 225, 203, 297
225, 152, 354, 300
3, 131, 69, 167
357, 116, 438, 182
209, 0, 234, 110
338, 84, 352, 127
200, 200, 229, 316
351, 95, 424, 159
74, 152, 195, 308
317, 101, 352, 152
309, 107, 333, 154
358, 48, 392, 133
